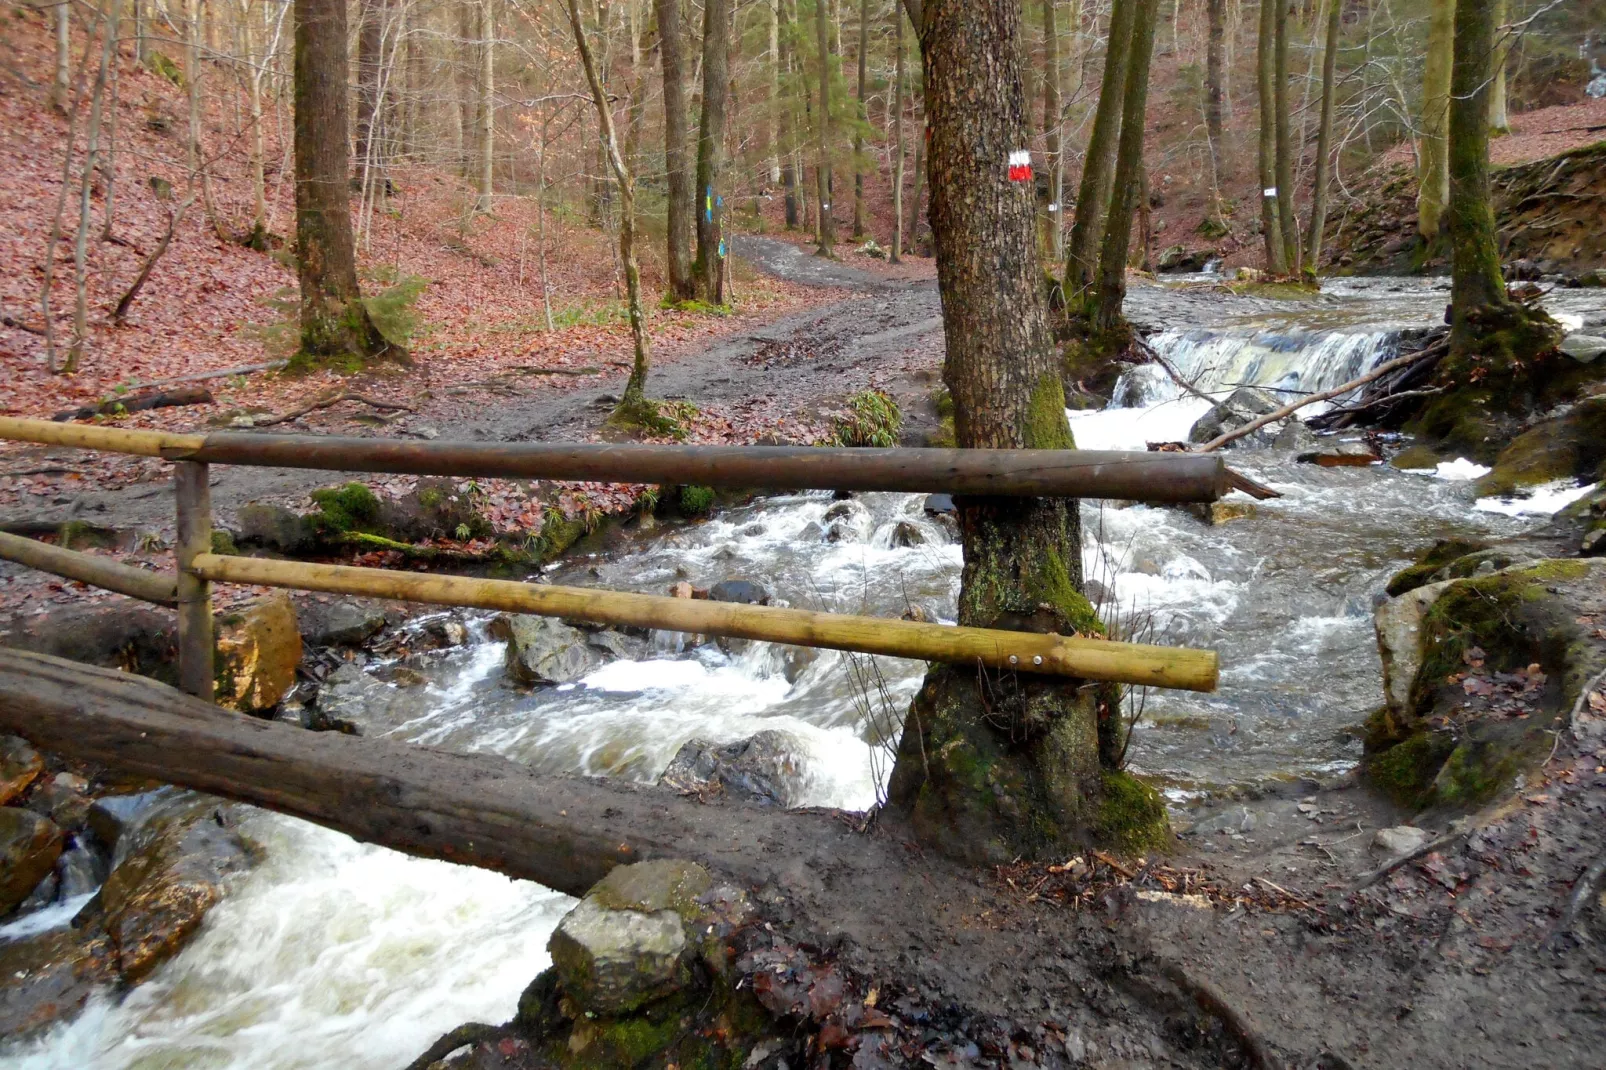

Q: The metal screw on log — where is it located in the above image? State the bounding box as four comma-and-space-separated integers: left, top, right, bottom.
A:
174, 461, 214, 701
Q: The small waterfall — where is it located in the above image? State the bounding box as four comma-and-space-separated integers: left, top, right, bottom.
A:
1132, 328, 1401, 406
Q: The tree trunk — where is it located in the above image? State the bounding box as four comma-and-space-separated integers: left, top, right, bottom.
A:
768, 0, 782, 185
1418, 0, 1454, 240
1094, 0, 1160, 332
886, 0, 1164, 865
566, 0, 653, 407
293, 0, 396, 363
780, 0, 801, 228
1256, 0, 1286, 274
1489, 0, 1509, 134
457, 0, 475, 176
852, 0, 868, 238
657, 0, 696, 299
1205, 0, 1224, 176
1444, 0, 1555, 368
476, 0, 494, 212
694, 0, 734, 300
905, 113, 925, 251
1303, 0, 1341, 272
1065, 0, 1138, 297
891, 3, 906, 262
1272, 0, 1299, 274
52, 0, 70, 112
1042, 0, 1065, 262
814, 0, 836, 256
356, 0, 385, 183
66, 0, 118, 374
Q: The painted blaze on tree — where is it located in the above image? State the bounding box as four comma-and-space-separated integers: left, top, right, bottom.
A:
884, 0, 1168, 864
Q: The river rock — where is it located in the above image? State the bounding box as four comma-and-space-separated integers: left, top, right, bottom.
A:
708, 579, 771, 606
1559, 333, 1606, 363
890, 520, 927, 547
297, 597, 388, 646
0, 925, 118, 1037
1373, 826, 1430, 857
1183, 500, 1257, 526
1297, 439, 1381, 467
823, 499, 872, 543
548, 860, 712, 1015
0, 807, 65, 913
0, 735, 43, 806
1270, 418, 1319, 453
657, 731, 806, 807
490, 615, 607, 686
1374, 579, 1454, 718
93, 795, 255, 983
26, 772, 93, 832
214, 593, 301, 713
235, 502, 313, 553
315, 661, 434, 734
86, 790, 169, 852
1187, 387, 1280, 447
1157, 245, 1216, 273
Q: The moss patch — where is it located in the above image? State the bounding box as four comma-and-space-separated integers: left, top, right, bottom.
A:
1389, 444, 1442, 471
1385, 537, 1491, 597
307, 482, 382, 536
1026, 373, 1076, 451
1472, 397, 1606, 497
1094, 770, 1171, 853
607, 397, 699, 440
677, 485, 716, 517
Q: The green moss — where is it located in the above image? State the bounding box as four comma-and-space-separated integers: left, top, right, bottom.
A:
1196, 215, 1231, 240
416, 486, 446, 510
56, 521, 119, 551
209, 530, 239, 556
308, 482, 382, 535
1025, 373, 1076, 451
1472, 397, 1606, 497
607, 397, 699, 440
1385, 537, 1491, 597
1433, 739, 1525, 808
145, 50, 183, 86
1094, 770, 1171, 852
1389, 444, 1442, 471
678, 485, 716, 517
1021, 546, 1105, 636
831, 389, 903, 447
658, 296, 731, 315
1366, 732, 1454, 807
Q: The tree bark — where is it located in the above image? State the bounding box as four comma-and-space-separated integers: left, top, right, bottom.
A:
891, 3, 906, 262
1418, 0, 1454, 240
1094, 0, 1160, 332
1042, 0, 1066, 262
780, 0, 801, 228
1272, 0, 1299, 274
1256, 0, 1286, 274
52, 0, 70, 112
356, 0, 385, 185
657, 0, 696, 299
886, 0, 1157, 865
905, 114, 925, 251
1304, 0, 1341, 272
1065, 0, 1138, 297
814, 0, 836, 256
293, 0, 396, 363
694, 0, 734, 300
476, 0, 494, 212
852, 0, 868, 238
1205, 0, 1224, 175
1444, 0, 1556, 367
1489, 0, 1509, 134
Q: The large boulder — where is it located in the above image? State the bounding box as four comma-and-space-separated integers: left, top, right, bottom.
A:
214, 593, 302, 713
1186, 387, 1280, 447
296, 597, 388, 647
1471, 397, 1606, 497
707, 580, 770, 606
0, 735, 43, 806
0, 807, 65, 913
1559, 333, 1606, 363
0, 926, 118, 1037
314, 661, 434, 735
235, 502, 314, 554
1374, 579, 1454, 718
26, 772, 93, 833
657, 731, 806, 807
1296, 439, 1381, 467
490, 615, 608, 686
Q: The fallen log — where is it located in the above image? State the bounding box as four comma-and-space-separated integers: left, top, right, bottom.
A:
190, 553, 1220, 691
51, 385, 214, 423
0, 648, 820, 898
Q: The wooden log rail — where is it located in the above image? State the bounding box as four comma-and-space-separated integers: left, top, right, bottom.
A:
0, 413, 1225, 696
0, 417, 1229, 502
191, 554, 1220, 692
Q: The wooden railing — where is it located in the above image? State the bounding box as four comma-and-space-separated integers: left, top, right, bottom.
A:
0, 416, 1224, 694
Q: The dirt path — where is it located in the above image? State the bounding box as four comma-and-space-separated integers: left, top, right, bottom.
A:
0, 237, 945, 536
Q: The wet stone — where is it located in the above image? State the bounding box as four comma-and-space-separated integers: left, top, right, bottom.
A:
26, 772, 93, 832
890, 520, 927, 547
658, 731, 807, 807
1373, 826, 1430, 857
0, 807, 65, 914
298, 598, 388, 647
0, 735, 43, 806
707, 579, 771, 606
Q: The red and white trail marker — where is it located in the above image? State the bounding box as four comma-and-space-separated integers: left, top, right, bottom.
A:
1008, 150, 1032, 182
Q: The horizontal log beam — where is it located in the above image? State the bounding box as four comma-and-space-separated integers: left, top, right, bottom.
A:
0, 530, 179, 606
0, 649, 813, 897
0, 416, 204, 457
191, 553, 1219, 691
169, 435, 1226, 501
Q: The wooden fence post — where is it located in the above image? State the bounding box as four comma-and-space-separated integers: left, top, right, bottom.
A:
174, 461, 214, 701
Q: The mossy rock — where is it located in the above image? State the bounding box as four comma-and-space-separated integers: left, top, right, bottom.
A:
1094, 770, 1172, 853
307, 482, 382, 536
1472, 397, 1606, 497
1388, 444, 1442, 471
1384, 537, 1492, 597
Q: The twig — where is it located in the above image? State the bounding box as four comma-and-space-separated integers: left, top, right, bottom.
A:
121, 361, 286, 390
1253, 876, 1327, 915
110, 192, 198, 324
251, 391, 416, 428
1, 467, 84, 479
1350, 823, 1474, 892
1195, 343, 1447, 453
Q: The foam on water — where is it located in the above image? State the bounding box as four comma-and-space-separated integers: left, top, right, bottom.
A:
1475, 480, 1599, 517
1434, 458, 1492, 481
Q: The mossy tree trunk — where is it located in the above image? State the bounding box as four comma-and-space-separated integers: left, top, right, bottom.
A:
694, 0, 733, 301
565, 0, 652, 407
1256, 0, 1287, 275
891, 4, 906, 262
475, 0, 494, 213
1444, 0, 1557, 372
1418, 0, 1454, 241
813, 0, 836, 256
852, 0, 869, 239
292, 0, 397, 364
886, 0, 1166, 865
1092, 0, 1160, 333
1303, 0, 1341, 272
1489, 0, 1510, 134
1064, 0, 1137, 299
657, 0, 696, 300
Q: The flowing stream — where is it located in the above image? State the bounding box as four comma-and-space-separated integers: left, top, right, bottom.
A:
4, 279, 1605, 1068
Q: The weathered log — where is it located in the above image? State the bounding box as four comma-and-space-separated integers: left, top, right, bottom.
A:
174, 461, 214, 700
0, 648, 816, 898
190, 553, 1220, 690
0, 416, 203, 458
0, 529, 178, 606
51, 385, 214, 423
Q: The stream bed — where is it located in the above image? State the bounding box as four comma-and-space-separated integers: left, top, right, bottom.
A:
4, 277, 1605, 1068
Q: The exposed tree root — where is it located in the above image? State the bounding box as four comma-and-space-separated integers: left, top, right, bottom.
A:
1160, 960, 1289, 1070
401, 1023, 505, 1070
252, 390, 415, 427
